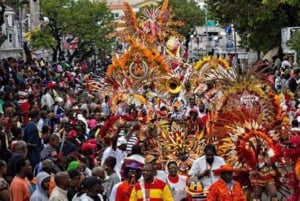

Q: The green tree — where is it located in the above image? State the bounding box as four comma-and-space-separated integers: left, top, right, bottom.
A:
206, 0, 300, 54
168, 0, 205, 39
37, 0, 114, 63
262, 0, 299, 6
287, 30, 300, 50
287, 30, 300, 65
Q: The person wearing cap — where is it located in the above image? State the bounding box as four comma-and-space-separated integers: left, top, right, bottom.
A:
81, 141, 97, 169
101, 136, 128, 176
129, 162, 174, 201
58, 131, 77, 156
30, 171, 51, 201
206, 164, 246, 201
92, 166, 107, 181
109, 161, 142, 201
188, 144, 225, 193
67, 160, 80, 171
166, 161, 187, 201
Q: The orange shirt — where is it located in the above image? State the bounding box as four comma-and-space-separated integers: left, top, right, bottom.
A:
206, 179, 246, 201
10, 176, 32, 201
115, 181, 134, 201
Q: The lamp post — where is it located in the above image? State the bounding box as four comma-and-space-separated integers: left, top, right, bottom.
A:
189, 34, 194, 60
205, 7, 208, 54
233, 23, 237, 56
18, 0, 23, 49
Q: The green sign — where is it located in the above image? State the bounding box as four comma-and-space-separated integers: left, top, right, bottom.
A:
206, 20, 216, 27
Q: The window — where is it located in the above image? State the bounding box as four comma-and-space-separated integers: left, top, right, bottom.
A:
114, 12, 119, 19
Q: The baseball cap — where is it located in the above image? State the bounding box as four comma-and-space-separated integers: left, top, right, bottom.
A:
117, 136, 127, 147
145, 154, 156, 163
67, 169, 81, 179
81, 142, 97, 152
67, 160, 80, 171
42, 159, 54, 170
67, 130, 77, 140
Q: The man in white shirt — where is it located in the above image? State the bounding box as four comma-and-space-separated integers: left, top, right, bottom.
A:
101, 95, 111, 119
188, 144, 225, 193
101, 136, 127, 176
281, 56, 291, 70
41, 88, 55, 111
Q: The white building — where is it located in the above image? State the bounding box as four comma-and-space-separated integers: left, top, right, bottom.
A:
0, 0, 41, 59
0, 6, 22, 59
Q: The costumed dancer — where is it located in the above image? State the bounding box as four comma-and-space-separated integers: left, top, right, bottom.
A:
284, 135, 300, 201
206, 164, 246, 201
110, 160, 142, 201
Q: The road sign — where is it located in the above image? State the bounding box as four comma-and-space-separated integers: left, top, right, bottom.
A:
206, 20, 216, 27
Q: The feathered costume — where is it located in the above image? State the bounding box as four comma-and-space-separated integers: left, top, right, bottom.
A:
204, 63, 292, 197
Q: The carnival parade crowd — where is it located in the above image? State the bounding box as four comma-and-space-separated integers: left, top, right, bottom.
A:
1, 0, 300, 198
0, 52, 299, 201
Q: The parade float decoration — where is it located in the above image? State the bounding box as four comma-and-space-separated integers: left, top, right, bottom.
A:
206, 64, 292, 196
88, 3, 296, 196
158, 121, 206, 174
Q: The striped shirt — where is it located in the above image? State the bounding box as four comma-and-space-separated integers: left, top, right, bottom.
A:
129, 178, 174, 201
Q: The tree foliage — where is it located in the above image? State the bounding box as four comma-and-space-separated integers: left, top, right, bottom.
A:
29, 30, 56, 50
287, 30, 300, 50
165, 0, 205, 39
262, 0, 299, 6
206, 0, 300, 53
37, 0, 114, 63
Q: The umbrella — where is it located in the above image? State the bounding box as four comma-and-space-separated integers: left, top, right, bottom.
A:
263, 47, 279, 62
